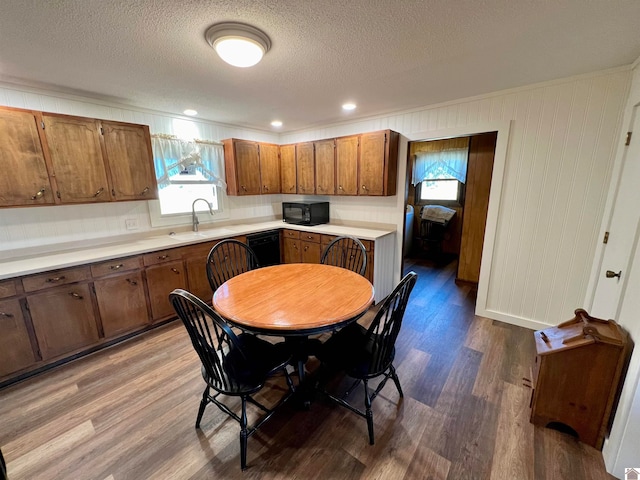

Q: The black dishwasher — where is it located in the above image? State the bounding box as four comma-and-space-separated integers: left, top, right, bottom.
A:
246, 230, 281, 266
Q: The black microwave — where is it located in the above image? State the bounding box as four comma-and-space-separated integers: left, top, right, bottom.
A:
282, 201, 329, 226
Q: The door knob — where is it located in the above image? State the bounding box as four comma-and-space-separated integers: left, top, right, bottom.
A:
606, 270, 622, 279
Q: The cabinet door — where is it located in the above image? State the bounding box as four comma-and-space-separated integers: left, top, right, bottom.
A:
283, 237, 301, 263
145, 261, 187, 321
43, 113, 109, 203
101, 121, 157, 201
259, 143, 281, 194
94, 272, 149, 338
0, 299, 37, 378
280, 144, 297, 194
296, 142, 315, 194
0, 108, 55, 207
359, 131, 386, 196
315, 139, 335, 195
234, 140, 261, 195
336, 135, 359, 195
186, 256, 212, 303
301, 240, 321, 264
27, 284, 100, 360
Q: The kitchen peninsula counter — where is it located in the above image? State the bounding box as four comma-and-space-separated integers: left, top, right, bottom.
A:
0, 220, 396, 280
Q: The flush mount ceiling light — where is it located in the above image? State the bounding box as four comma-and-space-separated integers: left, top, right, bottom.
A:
271, 120, 283, 127
205, 22, 271, 68
183, 109, 198, 116
342, 103, 357, 111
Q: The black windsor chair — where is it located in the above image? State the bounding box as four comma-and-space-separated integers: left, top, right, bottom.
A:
320, 235, 368, 277
169, 289, 295, 470
315, 271, 418, 444
206, 239, 259, 292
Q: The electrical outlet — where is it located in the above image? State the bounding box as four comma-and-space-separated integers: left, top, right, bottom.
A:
125, 218, 139, 230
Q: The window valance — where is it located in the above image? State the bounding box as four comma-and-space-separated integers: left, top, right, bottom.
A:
411, 137, 470, 185
152, 135, 226, 190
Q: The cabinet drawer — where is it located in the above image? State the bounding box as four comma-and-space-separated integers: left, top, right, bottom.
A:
321, 234, 336, 246
0, 280, 18, 299
143, 248, 185, 267
360, 239, 373, 251
300, 232, 320, 243
22, 267, 91, 293
91, 256, 142, 277
283, 229, 300, 239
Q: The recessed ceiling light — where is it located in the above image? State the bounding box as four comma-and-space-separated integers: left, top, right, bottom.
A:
205, 22, 271, 68
342, 103, 357, 111
183, 109, 198, 116
271, 120, 283, 127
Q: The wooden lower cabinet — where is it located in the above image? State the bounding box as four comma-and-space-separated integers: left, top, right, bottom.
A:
145, 260, 188, 321
27, 283, 100, 360
94, 271, 149, 338
0, 298, 37, 377
185, 255, 213, 303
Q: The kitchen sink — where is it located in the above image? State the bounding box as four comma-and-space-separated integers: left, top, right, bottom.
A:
167, 228, 237, 242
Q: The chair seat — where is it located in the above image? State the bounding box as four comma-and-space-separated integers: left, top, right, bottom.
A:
316, 323, 394, 379
203, 334, 292, 395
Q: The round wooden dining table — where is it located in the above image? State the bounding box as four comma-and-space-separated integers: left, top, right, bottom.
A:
212, 263, 374, 336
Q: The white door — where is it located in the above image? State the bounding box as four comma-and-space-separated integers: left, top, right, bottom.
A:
593, 104, 640, 475
591, 105, 640, 319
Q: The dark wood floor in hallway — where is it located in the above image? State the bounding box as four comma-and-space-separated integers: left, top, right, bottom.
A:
0, 257, 614, 479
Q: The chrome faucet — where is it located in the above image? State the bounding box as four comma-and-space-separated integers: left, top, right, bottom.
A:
192, 198, 214, 232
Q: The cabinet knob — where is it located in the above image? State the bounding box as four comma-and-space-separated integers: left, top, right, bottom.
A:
241, 185, 247, 191
69, 292, 84, 300
263, 185, 269, 191
171, 268, 180, 274
94, 187, 105, 197
140, 186, 150, 196
158, 255, 169, 260
0, 312, 14, 318
46, 276, 66, 283
338, 185, 344, 191
110, 264, 124, 270
126, 278, 138, 286
362, 185, 368, 191
31, 187, 46, 200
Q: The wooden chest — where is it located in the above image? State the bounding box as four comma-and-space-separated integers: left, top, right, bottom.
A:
530, 309, 629, 449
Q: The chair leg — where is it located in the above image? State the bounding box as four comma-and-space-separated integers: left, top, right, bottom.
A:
389, 365, 404, 398
363, 379, 375, 445
195, 386, 209, 428
240, 396, 248, 470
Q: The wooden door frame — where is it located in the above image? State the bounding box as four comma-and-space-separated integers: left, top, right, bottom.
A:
400, 121, 511, 318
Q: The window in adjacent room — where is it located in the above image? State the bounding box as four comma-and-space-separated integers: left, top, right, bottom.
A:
412, 137, 469, 205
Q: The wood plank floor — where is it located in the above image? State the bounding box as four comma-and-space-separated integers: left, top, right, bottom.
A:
0, 257, 615, 479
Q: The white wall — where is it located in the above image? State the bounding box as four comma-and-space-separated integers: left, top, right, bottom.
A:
282, 67, 632, 330
0, 67, 632, 332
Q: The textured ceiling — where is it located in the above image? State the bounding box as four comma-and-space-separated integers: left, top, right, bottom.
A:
1, 0, 639, 133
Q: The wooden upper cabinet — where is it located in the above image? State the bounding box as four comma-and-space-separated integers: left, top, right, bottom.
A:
101, 121, 157, 201
0, 107, 156, 208
0, 108, 55, 207
42, 113, 110, 203
335, 135, 359, 195
315, 139, 335, 195
359, 130, 398, 196
259, 143, 281, 194
221, 129, 399, 198
223, 139, 261, 195
296, 142, 315, 194
280, 144, 297, 194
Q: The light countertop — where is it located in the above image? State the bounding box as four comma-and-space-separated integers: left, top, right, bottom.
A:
0, 220, 395, 280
